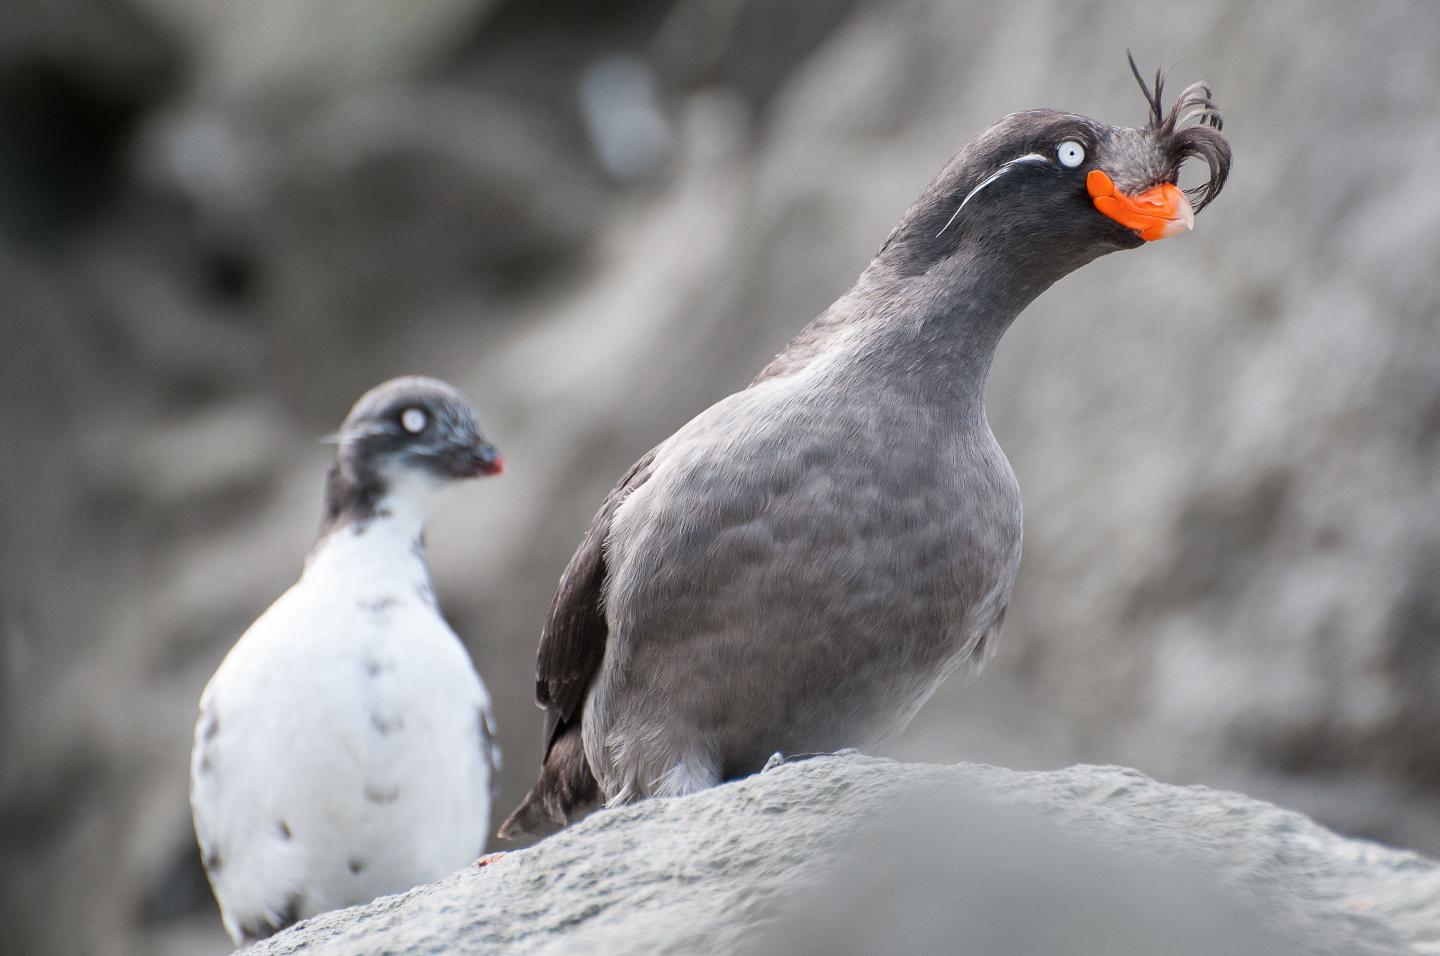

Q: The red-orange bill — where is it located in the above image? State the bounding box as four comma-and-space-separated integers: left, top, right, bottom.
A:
1087, 169, 1196, 241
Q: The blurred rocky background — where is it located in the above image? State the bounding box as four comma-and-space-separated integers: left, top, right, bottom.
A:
0, 0, 1436, 953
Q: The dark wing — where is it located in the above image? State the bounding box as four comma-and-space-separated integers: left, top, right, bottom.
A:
499, 449, 657, 838
535, 448, 657, 749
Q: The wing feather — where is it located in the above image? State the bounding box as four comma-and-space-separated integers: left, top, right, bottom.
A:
534, 449, 656, 747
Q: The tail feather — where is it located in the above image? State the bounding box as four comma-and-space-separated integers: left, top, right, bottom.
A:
497, 724, 600, 839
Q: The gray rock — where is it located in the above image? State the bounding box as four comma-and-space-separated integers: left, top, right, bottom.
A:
246, 757, 1440, 955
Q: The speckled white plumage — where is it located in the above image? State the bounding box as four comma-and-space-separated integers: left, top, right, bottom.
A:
190, 377, 500, 945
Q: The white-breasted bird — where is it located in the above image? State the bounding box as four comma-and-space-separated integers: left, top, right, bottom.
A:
190, 376, 504, 945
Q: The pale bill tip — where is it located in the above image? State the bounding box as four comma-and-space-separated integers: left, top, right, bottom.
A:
1170, 190, 1197, 236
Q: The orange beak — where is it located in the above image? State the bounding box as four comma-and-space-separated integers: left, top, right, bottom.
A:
1086, 169, 1195, 241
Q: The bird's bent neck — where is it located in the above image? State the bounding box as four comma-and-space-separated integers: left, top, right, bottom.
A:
813, 245, 1060, 412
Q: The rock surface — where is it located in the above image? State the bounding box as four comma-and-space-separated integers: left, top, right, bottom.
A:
247, 756, 1440, 956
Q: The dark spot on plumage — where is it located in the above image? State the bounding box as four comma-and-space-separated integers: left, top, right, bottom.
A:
358, 596, 400, 618
364, 657, 386, 677
239, 891, 306, 943
414, 581, 437, 608
319, 458, 384, 537
276, 819, 292, 840
200, 711, 220, 742
203, 848, 222, 873
364, 783, 400, 804
279, 892, 303, 926
411, 534, 427, 561
371, 712, 404, 735
347, 857, 366, 875
198, 753, 212, 775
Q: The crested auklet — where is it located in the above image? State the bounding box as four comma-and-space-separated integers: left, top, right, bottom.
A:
500, 57, 1231, 838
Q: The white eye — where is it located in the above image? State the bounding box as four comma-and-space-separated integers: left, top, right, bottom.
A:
1056, 140, 1086, 168
400, 408, 428, 434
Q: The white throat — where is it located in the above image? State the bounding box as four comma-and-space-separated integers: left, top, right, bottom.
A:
374, 466, 453, 530
307, 470, 450, 588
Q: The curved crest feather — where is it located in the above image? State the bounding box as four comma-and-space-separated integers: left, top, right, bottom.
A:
1127, 51, 1231, 212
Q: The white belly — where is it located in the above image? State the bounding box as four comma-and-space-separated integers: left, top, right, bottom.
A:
190, 533, 495, 942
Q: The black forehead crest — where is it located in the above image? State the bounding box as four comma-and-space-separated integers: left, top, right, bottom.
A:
1127, 51, 1231, 212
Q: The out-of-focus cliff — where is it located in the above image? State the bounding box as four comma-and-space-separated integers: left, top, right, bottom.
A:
1, 1, 1437, 952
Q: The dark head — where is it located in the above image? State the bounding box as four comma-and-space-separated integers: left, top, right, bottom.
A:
875, 54, 1231, 290
321, 376, 502, 533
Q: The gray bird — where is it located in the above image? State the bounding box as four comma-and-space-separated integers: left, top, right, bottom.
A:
191, 376, 503, 944
500, 58, 1231, 837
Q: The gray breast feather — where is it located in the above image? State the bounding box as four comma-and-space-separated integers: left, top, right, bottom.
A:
583, 389, 1022, 796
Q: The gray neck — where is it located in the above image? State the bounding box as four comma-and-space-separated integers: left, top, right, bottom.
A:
815, 245, 1063, 413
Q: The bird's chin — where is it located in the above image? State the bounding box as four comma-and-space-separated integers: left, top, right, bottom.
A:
1099, 224, 1147, 251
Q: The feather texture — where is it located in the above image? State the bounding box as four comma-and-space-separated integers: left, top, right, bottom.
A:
1128, 51, 1231, 212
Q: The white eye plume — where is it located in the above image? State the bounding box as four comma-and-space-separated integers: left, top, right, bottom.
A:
936, 152, 1048, 237
400, 408, 428, 434
1057, 140, 1086, 168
